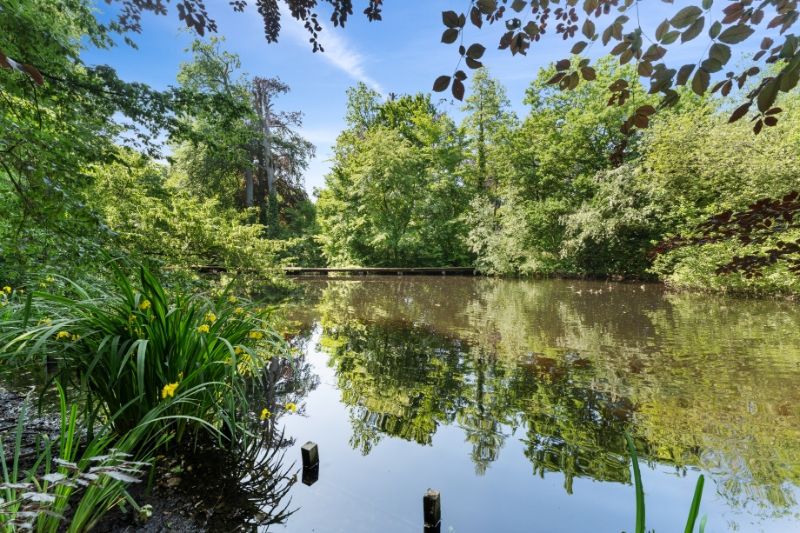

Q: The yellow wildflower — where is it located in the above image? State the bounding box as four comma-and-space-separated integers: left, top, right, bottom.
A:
197, 324, 210, 334
260, 408, 271, 421
234, 307, 245, 315
71, 333, 80, 341
234, 346, 244, 355
55, 331, 72, 341
161, 382, 179, 399
227, 295, 238, 304
2, 286, 11, 294
285, 402, 297, 414
248, 330, 264, 340
204, 312, 217, 324
139, 299, 151, 311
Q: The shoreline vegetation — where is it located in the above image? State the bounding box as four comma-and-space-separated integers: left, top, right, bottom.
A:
3, 0, 800, 530
0, 266, 302, 531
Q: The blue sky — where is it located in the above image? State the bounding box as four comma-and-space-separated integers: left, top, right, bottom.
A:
82, 1, 761, 197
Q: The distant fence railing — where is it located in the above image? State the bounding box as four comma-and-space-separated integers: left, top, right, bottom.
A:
283, 267, 478, 276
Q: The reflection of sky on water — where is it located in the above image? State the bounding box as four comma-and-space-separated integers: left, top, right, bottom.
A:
272, 277, 800, 532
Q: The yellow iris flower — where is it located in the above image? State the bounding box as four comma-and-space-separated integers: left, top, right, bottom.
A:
161, 382, 179, 399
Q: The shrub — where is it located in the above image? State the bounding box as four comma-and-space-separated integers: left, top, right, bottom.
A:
1, 266, 290, 448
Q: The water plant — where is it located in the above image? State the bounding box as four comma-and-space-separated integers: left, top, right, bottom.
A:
1, 266, 290, 449
0, 386, 146, 532
625, 433, 707, 533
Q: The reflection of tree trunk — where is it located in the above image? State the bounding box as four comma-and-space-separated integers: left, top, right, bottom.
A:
476, 356, 485, 414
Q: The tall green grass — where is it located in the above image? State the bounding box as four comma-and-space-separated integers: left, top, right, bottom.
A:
1, 266, 290, 449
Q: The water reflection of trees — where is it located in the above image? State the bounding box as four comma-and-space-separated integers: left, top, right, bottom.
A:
301, 277, 800, 514
194, 421, 297, 531
197, 352, 320, 530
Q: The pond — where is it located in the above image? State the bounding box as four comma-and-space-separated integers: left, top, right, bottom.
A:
272, 276, 800, 532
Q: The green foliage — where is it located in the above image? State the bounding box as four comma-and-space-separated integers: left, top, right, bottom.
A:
1, 266, 290, 446
170, 39, 316, 243
2, 10, 318, 289
460, 68, 518, 192
87, 150, 286, 283
432, 0, 800, 142
315, 61, 800, 293
1, 0, 118, 283
34, 0, 797, 145
318, 91, 469, 266
0, 386, 146, 532
170, 39, 256, 210
646, 95, 800, 293
463, 58, 654, 277
562, 166, 671, 278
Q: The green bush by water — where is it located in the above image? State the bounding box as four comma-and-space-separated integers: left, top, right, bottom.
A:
1, 266, 291, 449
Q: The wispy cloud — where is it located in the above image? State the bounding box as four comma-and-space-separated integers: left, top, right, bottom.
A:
282, 9, 385, 95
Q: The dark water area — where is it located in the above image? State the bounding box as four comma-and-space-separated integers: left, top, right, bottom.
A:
269, 276, 800, 532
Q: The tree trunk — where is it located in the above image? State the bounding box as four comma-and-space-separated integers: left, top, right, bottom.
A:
245, 166, 254, 207
256, 95, 278, 233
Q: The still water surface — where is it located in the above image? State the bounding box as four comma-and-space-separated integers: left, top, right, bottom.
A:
272, 277, 800, 532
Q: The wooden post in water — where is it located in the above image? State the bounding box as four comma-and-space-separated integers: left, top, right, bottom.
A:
301, 441, 319, 468
301, 442, 319, 486
423, 489, 441, 533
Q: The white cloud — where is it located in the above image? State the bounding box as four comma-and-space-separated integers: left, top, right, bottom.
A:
281, 9, 385, 95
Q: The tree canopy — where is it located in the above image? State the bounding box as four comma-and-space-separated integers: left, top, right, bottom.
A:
14, 0, 794, 137
3, 0, 800, 294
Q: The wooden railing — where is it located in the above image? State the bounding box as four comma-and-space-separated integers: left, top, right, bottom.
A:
283, 267, 478, 276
